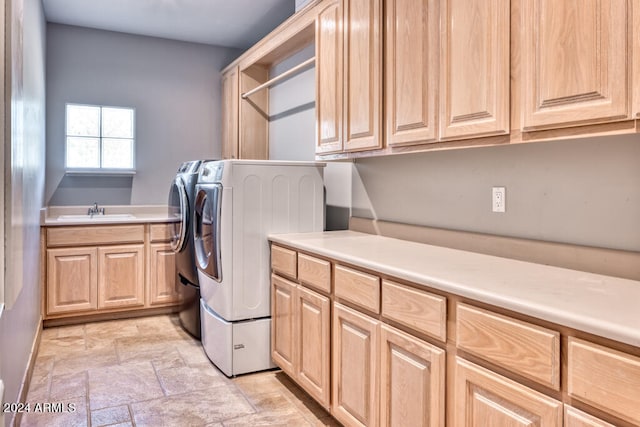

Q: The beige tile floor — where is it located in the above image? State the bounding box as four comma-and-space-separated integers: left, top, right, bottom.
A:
21, 314, 340, 427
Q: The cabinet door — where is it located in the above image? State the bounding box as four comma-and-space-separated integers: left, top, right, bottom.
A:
221, 66, 239, 159
521, 0, 629, 130
295, 285, 331, 409
440, 0, 510, 140
332, 302, 379, 427
343, 0, 382, 152
47, 247, 98, 314
453, 358, 562, 427
564, 406, 616, 427
316, 0, 344, 154
271, 274, 297, 377
148, 243, 179, 306
98, 245, 145, 309
379, 324, 445, 427
385, 0, 438, 146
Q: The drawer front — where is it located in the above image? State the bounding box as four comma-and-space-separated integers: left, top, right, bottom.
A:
564, 406, 616, 427
150, 223, 172, 243
334, 265, 380, 314
298, 253, 331, 293
47, 225, 145, 247
568, 337, 640, 425
456, 303, 560, 390
382, 280, 446, 341
271, 245, 297, 279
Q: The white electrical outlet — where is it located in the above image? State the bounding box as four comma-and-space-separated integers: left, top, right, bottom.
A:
492, 187, 506, 212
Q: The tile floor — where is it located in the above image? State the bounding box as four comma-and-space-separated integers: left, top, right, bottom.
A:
21, 314, 340, 426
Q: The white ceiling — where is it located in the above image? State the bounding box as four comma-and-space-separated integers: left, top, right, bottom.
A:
42, 0, 296, 49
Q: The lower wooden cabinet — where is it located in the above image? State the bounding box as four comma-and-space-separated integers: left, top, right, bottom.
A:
564, 406, 616, 427
148, 243, 179, 306
271, 274, 331, 408
98, 245, 145, 309
296, 284, 331, 408
47, 247, 98, 314
379, 324, 445, 427
453, 358, 562, 427
332, 302, 380, 427
44, 223, 178, 319
271, 274, 297, 376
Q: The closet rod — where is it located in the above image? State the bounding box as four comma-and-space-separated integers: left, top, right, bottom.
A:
241, 57, 315, 99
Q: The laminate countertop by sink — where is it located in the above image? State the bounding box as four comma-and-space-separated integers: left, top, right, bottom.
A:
41, 205, 175, 226
269, 230, 640, 348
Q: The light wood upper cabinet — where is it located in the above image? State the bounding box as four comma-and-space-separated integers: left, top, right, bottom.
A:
343, 0, 383, 152
221, 66, 239, 159
98, 245, 145, 309
385, 0, 438, 147
440, 0, 510, 140
332, 302, 380, 427
521, 0, 629, 131
47, 247, 98, 314
316, 0, 344, 154
148, 243, 179, 306
379, 324, 445, 427
454, 358, 562, 427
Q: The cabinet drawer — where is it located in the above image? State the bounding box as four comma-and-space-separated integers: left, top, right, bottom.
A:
382, 280, 446, 341
568, 337, 640, 425
334, 265, 380, 314
150, 223, 173, 243
271, 245, 297, 279
456, 303, 560, 390
47, 225, 145, 247
298, 253, 331, 293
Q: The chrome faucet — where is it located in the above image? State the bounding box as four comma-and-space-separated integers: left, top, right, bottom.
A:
88, 202, 105, 217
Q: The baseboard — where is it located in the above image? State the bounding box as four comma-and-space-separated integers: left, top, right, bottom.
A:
349, 217, 640, 281
43, 305, 179, 328
13, 314, 43, 427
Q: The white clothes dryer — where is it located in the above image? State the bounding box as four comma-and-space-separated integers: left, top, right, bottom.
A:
193, 160, 325, 376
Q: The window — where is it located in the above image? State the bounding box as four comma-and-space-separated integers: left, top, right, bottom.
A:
65, 104, 135, 170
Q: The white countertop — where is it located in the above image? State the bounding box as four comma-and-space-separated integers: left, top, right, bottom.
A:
41, 205, 175, 226
269, 231, 640, 348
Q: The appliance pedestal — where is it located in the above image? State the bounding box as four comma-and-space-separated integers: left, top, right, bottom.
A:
200, 299, 276, 377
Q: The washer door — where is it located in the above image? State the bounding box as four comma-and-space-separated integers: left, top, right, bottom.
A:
168, 177, 189, 252
194, 184, 222, 282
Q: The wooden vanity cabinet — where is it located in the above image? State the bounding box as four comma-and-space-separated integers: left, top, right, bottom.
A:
44, 223, 178, 320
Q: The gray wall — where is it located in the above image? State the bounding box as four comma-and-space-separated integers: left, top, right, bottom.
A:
352, 134, 640, 252
0, 0, 47, 423
268, 46, 351, 230
45, 24, 241, 205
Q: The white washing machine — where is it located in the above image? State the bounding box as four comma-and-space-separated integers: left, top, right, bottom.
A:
193, 160, 325, 376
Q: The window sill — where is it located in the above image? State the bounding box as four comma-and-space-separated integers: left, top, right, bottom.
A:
65, 169, 137, 176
